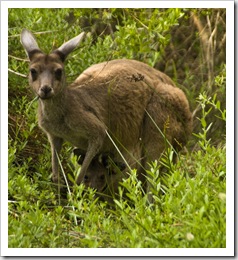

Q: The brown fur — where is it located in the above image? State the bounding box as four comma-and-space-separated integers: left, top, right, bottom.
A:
21, 29, 192, 196
73, 148, 126, 203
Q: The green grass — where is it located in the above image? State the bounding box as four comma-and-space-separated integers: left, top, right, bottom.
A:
8, 93, 226, 248
8, 145, 226, 248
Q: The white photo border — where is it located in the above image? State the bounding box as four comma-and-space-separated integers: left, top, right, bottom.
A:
1, 1, 234, 257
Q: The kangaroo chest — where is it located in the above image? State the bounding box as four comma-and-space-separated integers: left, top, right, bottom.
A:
38, 111, 89, 150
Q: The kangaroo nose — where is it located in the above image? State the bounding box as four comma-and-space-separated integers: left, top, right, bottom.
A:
41, 85, 52, 94
38, 85, 53, 99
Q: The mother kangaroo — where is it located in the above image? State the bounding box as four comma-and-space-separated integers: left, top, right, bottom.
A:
21, 29, 192, 193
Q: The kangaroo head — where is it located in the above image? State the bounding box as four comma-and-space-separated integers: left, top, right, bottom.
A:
73, 148, 126, 192
20, 29, 85, 99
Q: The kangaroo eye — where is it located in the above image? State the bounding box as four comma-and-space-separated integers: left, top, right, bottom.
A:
99, 175, 105, 180
30, 68, 37, 81
55, 68, 62, 80
84, 175, 89, 181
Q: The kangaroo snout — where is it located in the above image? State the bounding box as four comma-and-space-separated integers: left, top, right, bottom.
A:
39, 85, 53, 99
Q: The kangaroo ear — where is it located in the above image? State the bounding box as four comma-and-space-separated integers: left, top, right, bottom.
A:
21, 29, 42, 60
73, 148, 85, 165
115, 161, 126, 171
55, 32, 86, 61
99, 153, 112, 168
100, 154, 126, 172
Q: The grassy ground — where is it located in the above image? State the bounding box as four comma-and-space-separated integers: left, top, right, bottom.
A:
8, 146, 226, 248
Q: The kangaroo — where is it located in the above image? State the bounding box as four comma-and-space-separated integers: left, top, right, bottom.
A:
21, 29, 192, 194
73, 148, 126, 202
